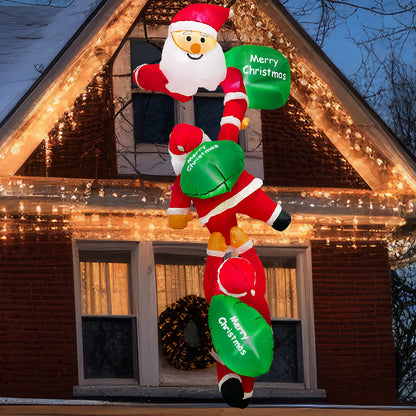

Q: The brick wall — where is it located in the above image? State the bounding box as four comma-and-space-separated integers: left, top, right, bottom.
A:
312, 241, 397, 405
261, 98, 370, 189
0, 227, 78, 399
17, 68, 117, 178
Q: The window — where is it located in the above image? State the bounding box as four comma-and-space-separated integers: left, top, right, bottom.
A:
258, 258, 303, 383
112, 25, 264, 178
73, 241, 316, 390
73, 241, 159, 386
153, 243, 316, 389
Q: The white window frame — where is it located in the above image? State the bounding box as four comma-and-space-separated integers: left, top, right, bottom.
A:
73, 240, 316, 389
152, 242, 316, 389
255, 245, 317, 390
72, 240, 159, 386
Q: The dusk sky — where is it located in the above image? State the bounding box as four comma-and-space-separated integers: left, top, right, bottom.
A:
0, 0, 412, 123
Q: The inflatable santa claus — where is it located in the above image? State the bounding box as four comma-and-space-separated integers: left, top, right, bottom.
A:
132, 3, 248, 142
205, 227, 272, 408
167, 123, 291, 242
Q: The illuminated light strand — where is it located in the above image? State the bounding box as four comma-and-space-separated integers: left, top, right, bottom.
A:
0, 0, 148, 175
231, 1, 412, 193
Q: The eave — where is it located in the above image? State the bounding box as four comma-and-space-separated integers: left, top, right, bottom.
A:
0, 176, 406, 245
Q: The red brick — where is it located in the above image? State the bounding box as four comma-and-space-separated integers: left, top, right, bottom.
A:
312, 240, 397, 405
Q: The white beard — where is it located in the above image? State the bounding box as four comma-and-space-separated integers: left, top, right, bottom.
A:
160, 35, 227, 97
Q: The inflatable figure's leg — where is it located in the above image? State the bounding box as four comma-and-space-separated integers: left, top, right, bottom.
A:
203, 231, 227, 306
230, 226, 271, 324
205, 212, 238, 246
216, 360, 252, 409
239, 189, 291, 232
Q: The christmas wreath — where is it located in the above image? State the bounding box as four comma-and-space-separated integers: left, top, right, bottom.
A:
159, 294, 215, 371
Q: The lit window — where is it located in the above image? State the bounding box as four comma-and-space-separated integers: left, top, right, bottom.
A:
78, 251, 137, 381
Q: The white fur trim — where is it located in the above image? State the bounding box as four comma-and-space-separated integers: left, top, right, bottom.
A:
218, 373, 242, 392
206, 248, 226, 258
169, 21, 218, 39
266, 204, 283, 225
202, 132, 212, 143
169, 149, 189, 161
210, 348, 225, 365
243, 391, 253, 399
220, 115, 241, 129
132, 64, 146, 89
167, 207, 190, 216
224, 91, 249, 106
234, 239, 253, 255
199, 178, 263, 226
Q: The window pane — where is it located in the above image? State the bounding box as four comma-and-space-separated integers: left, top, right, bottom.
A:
82, 316, 137, 379
130, 40, 161, 81
155, 253, 205, 314
80, 261, 131, 315
264, 260, 298, 319
257, 320, 303, 383
155, 261, 206, 315
194, 96, 223, 140
132, 93, 175, 145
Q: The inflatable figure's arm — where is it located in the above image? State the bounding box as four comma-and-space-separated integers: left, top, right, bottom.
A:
133, 64, 192, 103
167, 175, 193, 229
218, 67, 249, 143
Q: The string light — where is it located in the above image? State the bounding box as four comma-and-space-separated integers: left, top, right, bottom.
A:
0, 0, 148, 176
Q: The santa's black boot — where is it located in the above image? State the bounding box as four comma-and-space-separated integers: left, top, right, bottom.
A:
272, 208, 291, 231
220, 377, 250, 409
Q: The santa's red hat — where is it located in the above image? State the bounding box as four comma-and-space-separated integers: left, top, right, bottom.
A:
217, 257, 257, 298
169, 3, 233, 40
169, 123, 211, 174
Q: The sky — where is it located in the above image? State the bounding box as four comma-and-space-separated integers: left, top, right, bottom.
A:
0, 0, 413, 126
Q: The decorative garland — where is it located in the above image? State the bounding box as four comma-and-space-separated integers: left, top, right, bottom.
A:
159, 294, 215, 371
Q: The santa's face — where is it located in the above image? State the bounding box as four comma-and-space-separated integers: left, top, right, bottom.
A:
171, 30, 217, 58
160, 30, 227, 97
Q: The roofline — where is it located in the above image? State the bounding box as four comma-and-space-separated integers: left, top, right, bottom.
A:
267, 0, 416, 166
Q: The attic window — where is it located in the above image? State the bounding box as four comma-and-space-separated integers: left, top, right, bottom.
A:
113, 29, 264, 179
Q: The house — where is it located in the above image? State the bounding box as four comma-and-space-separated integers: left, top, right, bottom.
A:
0, 0, 412, 406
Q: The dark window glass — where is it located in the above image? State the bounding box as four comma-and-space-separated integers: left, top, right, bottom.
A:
130, 40, 161, 85
82, 316, 137, 379
132, 93, 175, 145
194, 95, 223, 140
257, 320, 303, 383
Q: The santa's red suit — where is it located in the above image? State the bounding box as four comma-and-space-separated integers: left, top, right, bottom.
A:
204, 233, 271, 407
169, 170, 282, 245
167, 124, 288, 245
132, 3, 248, 142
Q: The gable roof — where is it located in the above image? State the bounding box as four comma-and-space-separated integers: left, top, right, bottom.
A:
0, 0, 415, 198
0, 0, 147, 175
0, 0, 103, 124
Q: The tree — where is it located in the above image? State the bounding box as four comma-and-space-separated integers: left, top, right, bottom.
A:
281, 0, 416, 405
392, 268, 416, 404
282, 0, 416, 153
